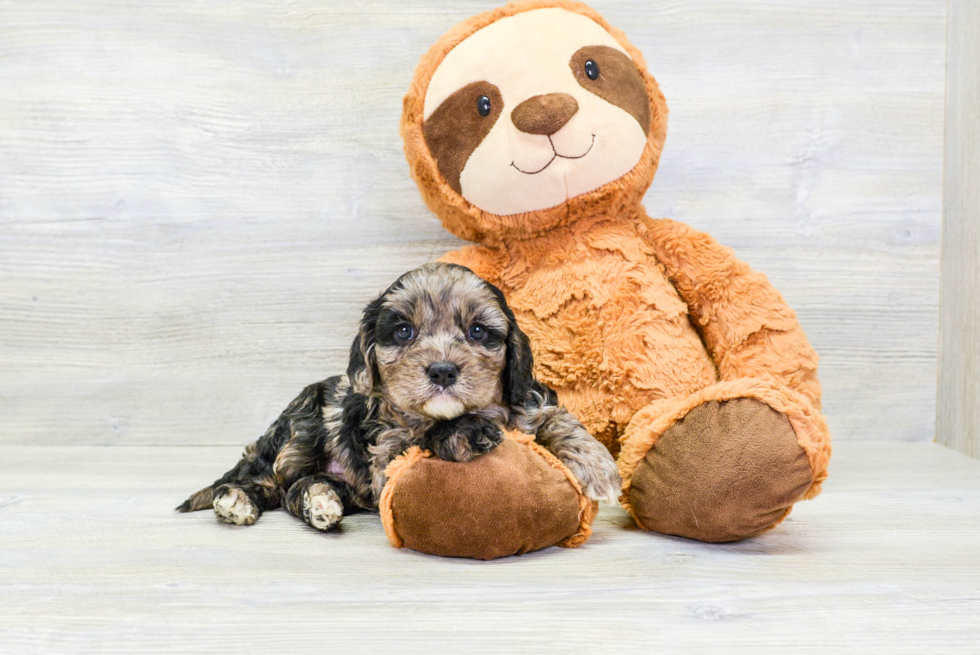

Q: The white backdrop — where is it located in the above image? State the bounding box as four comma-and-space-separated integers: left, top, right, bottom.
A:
0, 0, 945, 445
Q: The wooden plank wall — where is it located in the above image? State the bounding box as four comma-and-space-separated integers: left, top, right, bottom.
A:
937, 0, 980, 459
0, 1, 945, 446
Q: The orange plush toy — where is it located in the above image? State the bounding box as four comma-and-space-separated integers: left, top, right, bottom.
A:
400, 0, 831, 543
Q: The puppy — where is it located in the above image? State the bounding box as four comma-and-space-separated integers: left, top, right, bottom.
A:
177, 263, 620, 531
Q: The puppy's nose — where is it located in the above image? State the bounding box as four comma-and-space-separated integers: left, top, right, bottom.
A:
511, 93, 579, 135
426, 362, 459, 388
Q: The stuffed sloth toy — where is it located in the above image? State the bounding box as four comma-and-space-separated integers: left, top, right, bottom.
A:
387, 0, 831, 551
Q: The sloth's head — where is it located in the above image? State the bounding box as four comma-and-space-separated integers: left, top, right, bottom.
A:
402, 1, 668, 244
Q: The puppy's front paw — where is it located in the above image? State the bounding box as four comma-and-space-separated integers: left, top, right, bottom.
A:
426, 414, 503, 463
565, 454, 623, 506
304, 483, 343, 532
213, 485, 259, 525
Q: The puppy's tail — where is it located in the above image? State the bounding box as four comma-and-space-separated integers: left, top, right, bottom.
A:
176, 486, 215, 513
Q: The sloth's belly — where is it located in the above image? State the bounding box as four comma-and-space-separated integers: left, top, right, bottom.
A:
506, 253, 717, 447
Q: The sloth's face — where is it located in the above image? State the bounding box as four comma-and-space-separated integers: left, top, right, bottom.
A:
373, 267, 509, 420
422, 8, 650, 217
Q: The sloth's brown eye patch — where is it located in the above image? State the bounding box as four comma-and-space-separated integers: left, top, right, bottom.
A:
570, 45, 650, 136
423, 81, 503, 194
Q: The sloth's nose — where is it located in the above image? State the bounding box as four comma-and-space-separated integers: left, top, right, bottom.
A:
426, 362, 459, 388
511, 93, 579, 135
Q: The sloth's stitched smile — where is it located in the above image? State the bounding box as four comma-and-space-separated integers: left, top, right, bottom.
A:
511, 134, 596, 175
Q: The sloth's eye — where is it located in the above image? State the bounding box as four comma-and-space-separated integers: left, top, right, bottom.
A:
476, 95, 492, 116
394, 324, 415, 343
584, 59, 600, 80
468, 323, 487, 341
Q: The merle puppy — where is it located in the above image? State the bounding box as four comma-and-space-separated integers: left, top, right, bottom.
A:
178, 263, 620, 531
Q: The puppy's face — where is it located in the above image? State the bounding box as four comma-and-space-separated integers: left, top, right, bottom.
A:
348, 264, 532, 420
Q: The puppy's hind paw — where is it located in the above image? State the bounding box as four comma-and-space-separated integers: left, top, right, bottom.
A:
213, 485, 259, 526
304, 484, 343, 532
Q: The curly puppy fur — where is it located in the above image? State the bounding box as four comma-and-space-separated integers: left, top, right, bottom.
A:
177, 263, 620, 532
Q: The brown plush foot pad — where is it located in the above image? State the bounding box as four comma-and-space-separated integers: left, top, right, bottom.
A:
629, 398, 813, 542
380, 436, 597, 560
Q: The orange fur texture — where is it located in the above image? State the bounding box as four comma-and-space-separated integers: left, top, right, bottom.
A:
401, 0, 831, 541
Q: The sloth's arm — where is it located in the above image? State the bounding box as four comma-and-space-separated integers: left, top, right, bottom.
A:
641, 216, 822, 410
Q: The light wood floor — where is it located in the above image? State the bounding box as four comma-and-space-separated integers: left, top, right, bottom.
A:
1, 441, 978, 653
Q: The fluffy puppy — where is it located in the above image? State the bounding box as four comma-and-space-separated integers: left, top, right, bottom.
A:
177, 263, 620, 531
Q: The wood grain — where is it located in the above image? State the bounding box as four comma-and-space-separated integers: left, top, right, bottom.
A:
1, 441, 978, 652
937, 0, 980, 459
0, 1, 945, 445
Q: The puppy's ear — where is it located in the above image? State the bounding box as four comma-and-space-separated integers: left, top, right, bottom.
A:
504, 318, 535, 408
347, 294, 383, 395
484, 282, 535, 408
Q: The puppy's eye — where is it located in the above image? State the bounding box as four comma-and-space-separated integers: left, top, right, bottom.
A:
394, 324, 415, 343
476, 95, 492, 116
584, 59, 600, 80
468, 323, 487, 341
